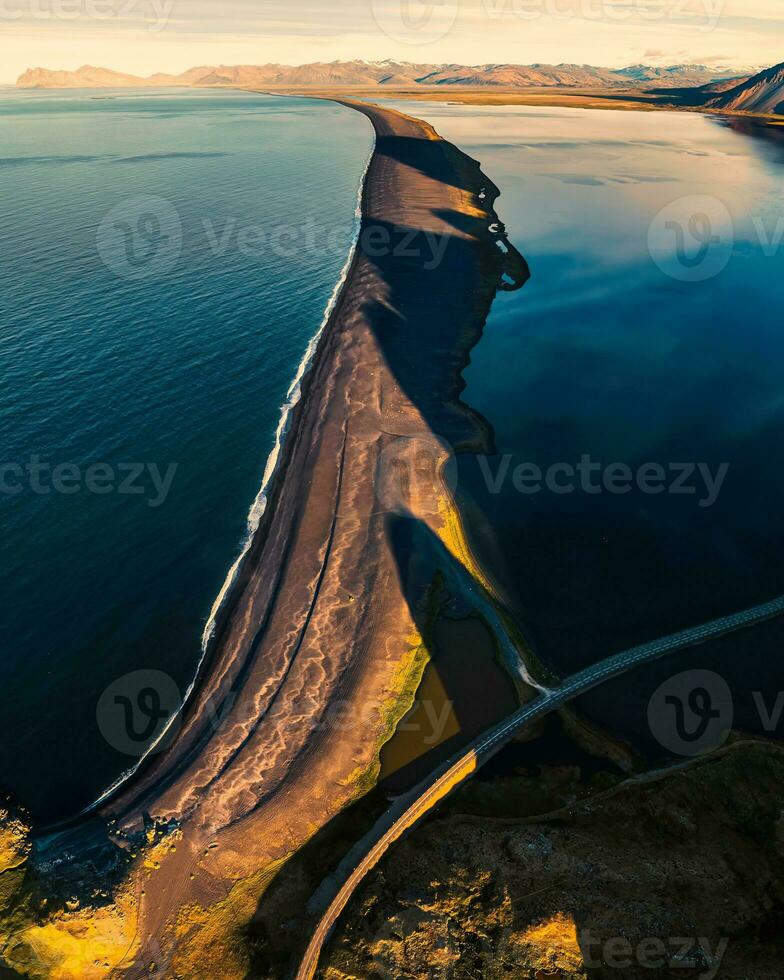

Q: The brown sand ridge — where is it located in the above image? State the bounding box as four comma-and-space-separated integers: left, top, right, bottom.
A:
5, 101, 529, 978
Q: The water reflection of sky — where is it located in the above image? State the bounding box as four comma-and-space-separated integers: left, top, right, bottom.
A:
385, 101, 784, 753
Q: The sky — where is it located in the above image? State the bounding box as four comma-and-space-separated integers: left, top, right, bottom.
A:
1, 0, 781, 83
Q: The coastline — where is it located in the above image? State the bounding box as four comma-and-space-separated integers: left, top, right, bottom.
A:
99, 96, 530, 823
15, 97, 531, 979
216, 84, 782, 123
103, 96, 525, 818
198, 126, 376, 655
5, 74, 784, 980
67, 107, 378, 825
11, 78, 784, 126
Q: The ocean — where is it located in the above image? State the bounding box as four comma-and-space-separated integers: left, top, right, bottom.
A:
0, 89, 373, 822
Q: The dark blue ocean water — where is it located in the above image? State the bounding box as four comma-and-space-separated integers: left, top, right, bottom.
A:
384, 101, 784, 751
0, 89, 372, 822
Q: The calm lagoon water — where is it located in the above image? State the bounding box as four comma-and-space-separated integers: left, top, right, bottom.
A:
385, 102, 784, 751
0, 89, 372, 821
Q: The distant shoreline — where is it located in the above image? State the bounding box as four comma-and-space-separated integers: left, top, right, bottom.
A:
11, 79, 784, 125
272, 85, 784, 124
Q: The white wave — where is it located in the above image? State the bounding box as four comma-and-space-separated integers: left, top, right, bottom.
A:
70, 125, 376, 825
200, 132, 375, 652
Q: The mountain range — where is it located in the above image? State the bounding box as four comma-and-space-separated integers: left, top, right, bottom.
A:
16, 60, 746, 91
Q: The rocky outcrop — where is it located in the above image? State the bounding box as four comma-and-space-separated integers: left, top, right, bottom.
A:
323, 741, 784, 979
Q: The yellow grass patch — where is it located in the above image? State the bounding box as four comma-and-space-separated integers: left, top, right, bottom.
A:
514, 912, 586, 979
171, 858, 288, 980
9, 894, 139, 980
345, 626, 432, 798
435, 494, 495, 594
0, 807, 31, 874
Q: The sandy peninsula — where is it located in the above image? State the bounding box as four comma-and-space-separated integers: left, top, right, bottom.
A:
5, 99, 529, 978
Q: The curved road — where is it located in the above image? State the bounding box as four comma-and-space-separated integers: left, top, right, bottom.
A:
295, 593, 784, 979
